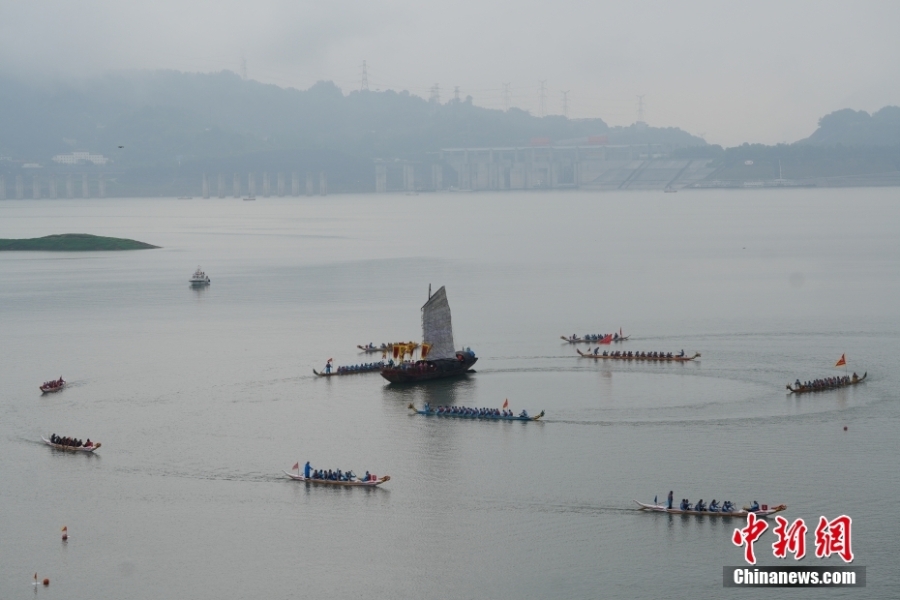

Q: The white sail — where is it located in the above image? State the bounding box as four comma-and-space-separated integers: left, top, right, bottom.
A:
421, 286, 456, 360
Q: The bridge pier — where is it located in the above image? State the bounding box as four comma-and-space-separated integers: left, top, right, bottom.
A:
375, 163, 387, 192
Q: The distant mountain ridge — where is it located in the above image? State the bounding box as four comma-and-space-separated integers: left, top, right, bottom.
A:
798, 106, 900, 146
0, 69, 705, 168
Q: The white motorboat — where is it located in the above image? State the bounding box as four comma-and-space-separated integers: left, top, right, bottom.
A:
189, 266, 210, 285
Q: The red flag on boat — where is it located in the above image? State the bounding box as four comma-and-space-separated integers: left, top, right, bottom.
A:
502, 399, 509, 409
292, 462, 299, 471
327, 358, 333, 363
835, 354, 846, 367
600, 334, 613, 345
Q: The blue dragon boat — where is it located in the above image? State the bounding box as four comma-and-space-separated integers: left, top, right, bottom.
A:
408, 404, 544, 421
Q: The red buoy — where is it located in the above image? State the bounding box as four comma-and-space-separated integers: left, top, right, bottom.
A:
43, 578, 50, 586
843, 426, 848, 431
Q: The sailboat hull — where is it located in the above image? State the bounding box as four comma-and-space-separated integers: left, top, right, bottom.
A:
380, 355, 477, 383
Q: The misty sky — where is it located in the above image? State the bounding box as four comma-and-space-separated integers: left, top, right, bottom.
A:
2, 0, 899, 146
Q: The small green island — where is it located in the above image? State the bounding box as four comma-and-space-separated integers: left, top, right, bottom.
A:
0, 234, 160, 251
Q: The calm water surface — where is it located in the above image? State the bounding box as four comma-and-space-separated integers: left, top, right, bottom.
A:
1, 189, 898, 599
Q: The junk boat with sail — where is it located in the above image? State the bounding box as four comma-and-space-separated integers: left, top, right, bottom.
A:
380, 286, 477, 383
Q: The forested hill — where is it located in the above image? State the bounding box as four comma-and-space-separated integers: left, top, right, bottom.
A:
0, 70, 704, 167
798, 106, 900, 146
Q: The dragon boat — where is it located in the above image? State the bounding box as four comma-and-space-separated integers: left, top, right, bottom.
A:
786, 372, 866, 394
634, 500, 786, 518
561, 334, 629, 344
357, 344, 389, 353
358, 342, 419, 354
380, 286, 477, 383
408, 404, 544, 421
577, 350, 700, 362
42, 437, 101, 453
283, 470, 390, 487
39, 378, 66, 393
314, 362, 384, 377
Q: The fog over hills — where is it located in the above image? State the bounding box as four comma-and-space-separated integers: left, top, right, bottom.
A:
1, 70, 898, 195
0, 70, 704, 168
798, 106, 900, 146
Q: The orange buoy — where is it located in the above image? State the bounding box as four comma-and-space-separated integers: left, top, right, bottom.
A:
43, 578, 50, 586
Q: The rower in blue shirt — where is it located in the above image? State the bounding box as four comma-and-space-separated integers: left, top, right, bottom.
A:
749, 500, 760, 511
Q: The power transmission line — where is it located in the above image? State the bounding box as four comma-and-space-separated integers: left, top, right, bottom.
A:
561, 90, 570, 118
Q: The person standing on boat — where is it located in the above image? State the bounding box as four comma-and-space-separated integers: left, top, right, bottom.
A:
667, 490, 674, 509
304, 461, 311, 478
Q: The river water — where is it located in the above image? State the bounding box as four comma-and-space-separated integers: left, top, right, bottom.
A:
1, 189, 898, 599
